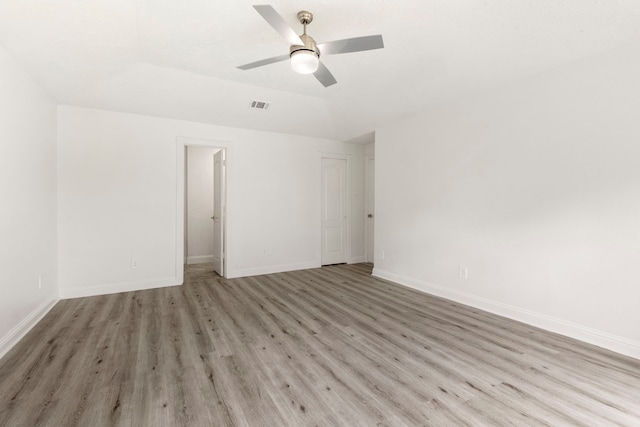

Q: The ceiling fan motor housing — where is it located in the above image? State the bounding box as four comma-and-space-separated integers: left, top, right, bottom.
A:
290, 34, 319, 58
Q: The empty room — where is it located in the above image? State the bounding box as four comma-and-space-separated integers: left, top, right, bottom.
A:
1, 1, 639, 425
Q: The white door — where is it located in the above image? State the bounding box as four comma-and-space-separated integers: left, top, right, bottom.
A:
321, 157, 347, 265
365, 156, 375, 263
212, 150, 225, 276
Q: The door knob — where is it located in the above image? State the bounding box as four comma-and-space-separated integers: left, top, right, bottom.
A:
367, 214, 373, 218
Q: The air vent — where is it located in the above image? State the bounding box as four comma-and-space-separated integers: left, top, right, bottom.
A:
250, 100, 270, 110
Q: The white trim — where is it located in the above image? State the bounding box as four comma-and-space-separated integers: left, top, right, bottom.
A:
229, 261, 319, 279
372, 268, 640, 361
187, 255, 215, 265
177, 137, 233, 282
349, 256, 366, 264
0, 298, 58, 360
59, 277, 177, 299
320, 152, 352, 266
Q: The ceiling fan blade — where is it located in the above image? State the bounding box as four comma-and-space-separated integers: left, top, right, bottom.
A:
253, 5, 303, 46
317, 35, 384, 56
313, 62, 337, 87
237, 54, 290, 70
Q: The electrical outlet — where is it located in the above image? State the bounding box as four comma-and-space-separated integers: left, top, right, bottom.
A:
131, 259, 138, 269
380, 250, 385, 260
459, 265, 468, 279
38, 275, 42, 290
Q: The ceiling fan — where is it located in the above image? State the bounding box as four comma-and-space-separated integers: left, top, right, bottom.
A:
237, 5, 384, 87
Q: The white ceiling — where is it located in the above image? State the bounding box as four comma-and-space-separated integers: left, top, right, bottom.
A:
1, 0, 640, 141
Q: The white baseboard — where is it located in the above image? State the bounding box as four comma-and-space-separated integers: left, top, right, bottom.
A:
348, 256, 366, 264
0, 297, 58, 360
229, 261, 320, 279
373, 268, 640, 361
59, 277, 179, 299
187, 255, 214, 265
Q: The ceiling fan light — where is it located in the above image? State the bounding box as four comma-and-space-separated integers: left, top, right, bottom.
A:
290, 50, 319, 74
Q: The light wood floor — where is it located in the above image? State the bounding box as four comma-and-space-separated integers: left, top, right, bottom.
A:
1, 263, 639, 426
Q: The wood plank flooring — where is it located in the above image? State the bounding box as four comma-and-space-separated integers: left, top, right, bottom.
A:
1, 263, 639, 426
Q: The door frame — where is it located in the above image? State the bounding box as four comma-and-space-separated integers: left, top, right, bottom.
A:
177, 137, 232, 283
319, 152, 352, 265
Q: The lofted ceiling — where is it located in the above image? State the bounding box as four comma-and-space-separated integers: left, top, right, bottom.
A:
1, 1, 640, 141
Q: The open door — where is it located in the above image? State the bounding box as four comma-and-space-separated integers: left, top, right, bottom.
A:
212, 150, 225, 276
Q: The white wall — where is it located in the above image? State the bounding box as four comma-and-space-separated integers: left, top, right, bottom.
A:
186, 146, 219, 264
0, 45, 58, 358
57, 106, 365, 297
375, 45, 640, 359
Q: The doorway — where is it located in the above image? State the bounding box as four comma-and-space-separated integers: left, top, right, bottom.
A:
185, 146, 219, 265
185, 146, 226, 276
177, 137, 229, 283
